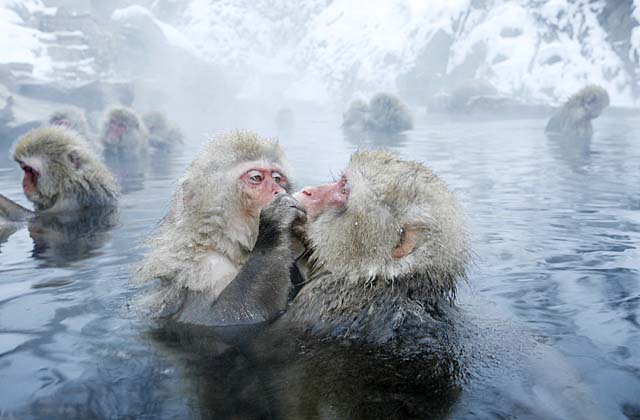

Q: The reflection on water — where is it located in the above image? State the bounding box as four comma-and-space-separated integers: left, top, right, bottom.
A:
27, 208, 118, 267
0, 113, 639, 418
343, 128, 409, 149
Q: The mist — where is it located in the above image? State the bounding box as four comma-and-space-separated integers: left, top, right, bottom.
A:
1, 0, 638, 146
1, 1, 640, 419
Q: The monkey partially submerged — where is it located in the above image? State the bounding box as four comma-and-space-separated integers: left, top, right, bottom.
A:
135, 131, 305, 326
100, 107, 149, 155
142, 111, 184, 150
545, 85, 610, 140
47, 109, 89, 137
288, 151, 470, 343
0, 126, 118, 222
343, 93, 413, 134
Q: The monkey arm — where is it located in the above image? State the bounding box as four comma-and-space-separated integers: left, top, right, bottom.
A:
205, 241, 294, 326
175, 194, 305, 327
0, 193, 34, 221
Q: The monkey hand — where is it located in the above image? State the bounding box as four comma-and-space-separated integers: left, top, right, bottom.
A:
257, 193, 307, 257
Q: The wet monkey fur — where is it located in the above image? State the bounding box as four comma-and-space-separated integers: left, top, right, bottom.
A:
142, 111, 184, 150
0, 126, 118, 221
135, 131, 305, 326
100, 106, 149, 155
288, 151, 470, 343
545, 85, 610, 140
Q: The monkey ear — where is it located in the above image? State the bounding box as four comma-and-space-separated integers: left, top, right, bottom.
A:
392, 223, 426, 260
67, 150, 82, 169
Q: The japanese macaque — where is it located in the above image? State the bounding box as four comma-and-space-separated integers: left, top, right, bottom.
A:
288, 150, 470, 343
100, 107, 148, 155
0, 126, 118, 222
47, 109, 89, 137
142, 111, 184, 149
545, 85, 610, 140
135, 131, 304, 326
343, 93, 413, 133
342, 99, 369, 131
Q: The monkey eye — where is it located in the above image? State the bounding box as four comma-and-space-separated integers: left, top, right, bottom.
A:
338, 178, 349, 195
272, 171, 284, 184
20, 162, 38, 177
247, 170, 264, 184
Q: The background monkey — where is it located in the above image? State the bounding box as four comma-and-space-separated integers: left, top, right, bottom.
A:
545, 85, 610, 140
142, 111, 184, 150
0, 126, 118, 221
343, 93, 413, 133
135, 131, 304, 326
286, 150, 470, 343
100, 106, 149, 155
47, 109, 89, 137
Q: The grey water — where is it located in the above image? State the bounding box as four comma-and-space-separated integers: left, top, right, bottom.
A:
0, 112, 639, 419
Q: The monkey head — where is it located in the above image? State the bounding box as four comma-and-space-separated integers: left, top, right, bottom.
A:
142, 111, 184, 148
163, 131, 291, 267
48, 109, 88, 136
180, 131, 290, 219
367, 92, 413, 132
343, 99, 369, 128
565, 85, 610, 120
580, 85, 610, 119
12, 126, 118, 212
102, 107, 143, 147
142, 111, 168, 135
295, 150, 468, 290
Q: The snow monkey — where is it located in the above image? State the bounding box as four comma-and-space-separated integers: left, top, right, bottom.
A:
545, 85, 610, 140
100, 106, 148, 155
142, 111, 184, 150
288, 150, 470, 344
47, 108, 89, 137
135, 131, 305, 326
0, 126, 118, 222
343, 93, 413, 133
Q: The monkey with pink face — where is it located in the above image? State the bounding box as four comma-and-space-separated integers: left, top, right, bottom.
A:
283, 151, 470, 343
135, 131, 305, 326
0, 126, 118, 222
0, 127, 119, 257
100, 107, 149, 155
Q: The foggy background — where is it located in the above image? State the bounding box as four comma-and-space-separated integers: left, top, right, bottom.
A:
0, 0, 638, 144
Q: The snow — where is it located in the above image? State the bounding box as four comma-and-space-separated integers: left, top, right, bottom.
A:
0, 0, 53, 79
173, 0, 639, 106
292, 0, 471, 96
449, 1, 632, 104
0, 0, 638, 106
111, 5, 199, 56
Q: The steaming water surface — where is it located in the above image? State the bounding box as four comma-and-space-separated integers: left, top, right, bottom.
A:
0, 113, 639, 419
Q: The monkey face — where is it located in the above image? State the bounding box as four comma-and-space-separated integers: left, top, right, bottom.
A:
17, 158, 57, 210
294, 176, 349, 221
240, 167, 288, 210
294, 151, 468, 282
107, 120, 128, 144
19, 161, 40, 199
585, 94, 607, 118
